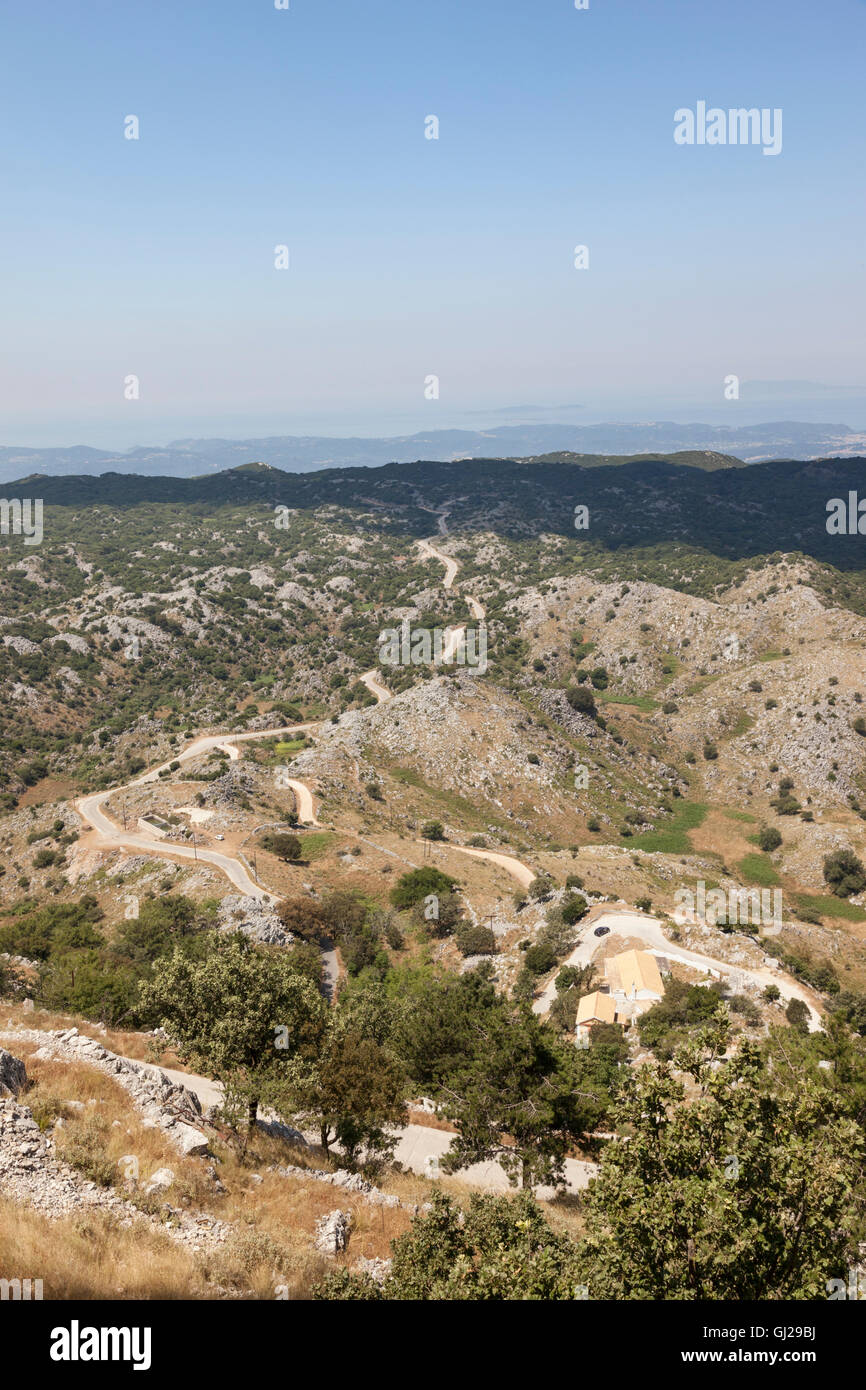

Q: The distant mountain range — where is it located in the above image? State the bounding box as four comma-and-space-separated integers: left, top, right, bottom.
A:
7, 453, 866, 578
2, 420, 865, 483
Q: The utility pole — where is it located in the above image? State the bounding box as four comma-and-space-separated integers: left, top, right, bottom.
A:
192, 829, 198, 861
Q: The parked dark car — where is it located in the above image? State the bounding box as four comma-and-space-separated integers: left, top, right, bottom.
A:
593, 925, 610, 938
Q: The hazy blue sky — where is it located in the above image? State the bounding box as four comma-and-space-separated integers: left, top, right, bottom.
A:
1, 0, 864, 446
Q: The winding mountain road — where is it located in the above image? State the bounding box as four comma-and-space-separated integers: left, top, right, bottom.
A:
417, 537, 460, 590
445, 844, 536, 890
61, 537, 828, 1209
359, 669, 391, 703
74, 540, 820, 1035
75, 724, 321, 903
73, 542, 492, 902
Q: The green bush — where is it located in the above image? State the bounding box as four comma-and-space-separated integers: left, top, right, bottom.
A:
566, 685, 596, 715
823, 849, 866, 899
758, 827, 782, 852
390, 867, 456, 910
727, 993, 760, 1024
261, 832, 303, 862
785, 997, 810, 1034
528, 875, 554, 901
455, 924, 498, 957
637, 979, 720, 1058
524, 942, 557, 975
561, 893, 589, 926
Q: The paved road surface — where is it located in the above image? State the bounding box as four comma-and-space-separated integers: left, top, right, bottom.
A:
127, 1056, 594, 1196
359, 669, 391, 702
285, 778, 320, 826
417, 538, 459, 589
447, 844, 536, 890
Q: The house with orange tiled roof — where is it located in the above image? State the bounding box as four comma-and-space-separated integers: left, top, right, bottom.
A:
575, 989, 618, 1043
605, 948, 665, 1021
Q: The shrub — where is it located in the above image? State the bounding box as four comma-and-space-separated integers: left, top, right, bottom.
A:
560, 893, 589, 925
382, 917, 404, 950
823, 849, 866, 899
419, 891, 462, 937
758, 827, 782, 852
637, 979, 720, 1058
662, 701, 678, 714
276, 896, 327, 940
528, 875, 554, 901
421, 820, 446, 842
455, 923, 497, 957
523, 942, 557, 975
512, 966, 536, 1002
785, 997, 811, 1034
262, 832, 302, 862
320, 891, 368, 941
727, 993, 760, 1024
554, 964, 590, 994
390, 867, 456, 910
828, 991, 866, 1035
566, 685, 596, 715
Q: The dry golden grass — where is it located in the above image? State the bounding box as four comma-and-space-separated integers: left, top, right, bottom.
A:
541, 1189, 588, 1243
3, 1009, 588, 1299
5, 1046, 423, 1296
0, 1197, 212, 1300
405, 1107, 457, 1133
0, 1000, 182, 1068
